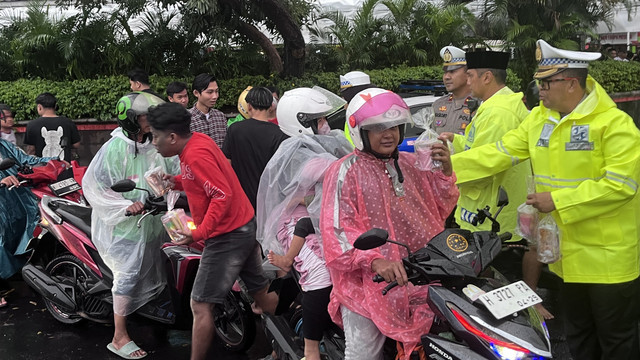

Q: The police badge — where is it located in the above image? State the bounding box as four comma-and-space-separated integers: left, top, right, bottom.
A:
443, 49, 453, 63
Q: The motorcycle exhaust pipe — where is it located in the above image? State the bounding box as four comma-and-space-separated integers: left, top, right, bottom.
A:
22, 264, 77, 311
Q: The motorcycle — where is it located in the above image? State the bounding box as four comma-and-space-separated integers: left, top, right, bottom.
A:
353, 191, 552, 360
255, 264, 345, 360
21, 179, 256, 352
0, 157, 86, 204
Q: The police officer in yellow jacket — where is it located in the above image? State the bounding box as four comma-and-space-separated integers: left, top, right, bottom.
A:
442, 51, 530, 244
447, 39, 640, 360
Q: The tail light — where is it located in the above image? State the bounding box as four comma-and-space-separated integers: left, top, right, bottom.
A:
450, 308, 533, 359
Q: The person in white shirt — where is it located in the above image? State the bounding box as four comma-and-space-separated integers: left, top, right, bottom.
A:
0, 105, 16, 145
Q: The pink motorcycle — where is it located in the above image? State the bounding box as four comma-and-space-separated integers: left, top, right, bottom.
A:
21, 179, 256, 351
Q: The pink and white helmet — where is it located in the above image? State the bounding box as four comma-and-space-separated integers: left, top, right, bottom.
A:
345, 88, 412, 151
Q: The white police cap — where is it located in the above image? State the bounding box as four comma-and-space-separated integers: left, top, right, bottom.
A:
440, 46, 466, 71
340, 71, 371, 91
534, 39, 601, 79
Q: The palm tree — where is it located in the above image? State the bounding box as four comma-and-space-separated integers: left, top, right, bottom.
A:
6, 1, 66, 79
308, 0, 386, 71
445, 0, 635, 88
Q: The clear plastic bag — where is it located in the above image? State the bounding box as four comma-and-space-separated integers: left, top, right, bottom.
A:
161, 208, 190, 243
144, 166, 170, 197
414, 128, 451, 172
161, 190, 191, 243
516, 202, 539, 243
536, 215, 561, 264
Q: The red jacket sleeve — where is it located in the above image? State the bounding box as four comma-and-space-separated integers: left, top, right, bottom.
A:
173, 174, 183, 191
187, 156, 234, 242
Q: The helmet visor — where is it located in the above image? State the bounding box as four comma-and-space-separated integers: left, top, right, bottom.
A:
359, 104, 412, 132
297, 86, 347, 126
131, 92, 165, 116
349, 91, 412, 131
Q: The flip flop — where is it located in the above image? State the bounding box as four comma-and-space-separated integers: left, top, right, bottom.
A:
106, 341, 147, 359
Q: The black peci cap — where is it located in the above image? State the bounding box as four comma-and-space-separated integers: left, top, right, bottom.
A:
465, 51, 510, 70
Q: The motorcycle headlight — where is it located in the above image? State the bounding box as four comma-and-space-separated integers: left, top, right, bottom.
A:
490, 343, 528, 360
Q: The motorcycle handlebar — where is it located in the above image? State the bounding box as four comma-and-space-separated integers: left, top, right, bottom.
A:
382, 281, 398, 295
372, 274, 385, 283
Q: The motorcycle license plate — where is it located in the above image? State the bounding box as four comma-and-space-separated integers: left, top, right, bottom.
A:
49, 178, 81, 196
478, 281, 542, 319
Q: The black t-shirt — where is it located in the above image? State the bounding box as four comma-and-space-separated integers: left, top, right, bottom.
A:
23, 116, 81, 161
222, 118, 289, 210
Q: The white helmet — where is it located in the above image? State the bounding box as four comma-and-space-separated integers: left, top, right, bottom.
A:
346, 88, 412, 151
277, 86, 346, 137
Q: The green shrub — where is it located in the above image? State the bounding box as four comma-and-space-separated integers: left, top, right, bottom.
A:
1, 62, 638, 121
588, 60, 640, 93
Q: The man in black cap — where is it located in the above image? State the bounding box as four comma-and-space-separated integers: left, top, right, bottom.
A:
441, 50, 532, 288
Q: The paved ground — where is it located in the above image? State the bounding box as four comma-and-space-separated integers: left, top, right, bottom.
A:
1, 276, 572, 360
0, 278, 271, 360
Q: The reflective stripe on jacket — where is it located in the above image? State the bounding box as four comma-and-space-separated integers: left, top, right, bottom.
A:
453, 76, 640, 283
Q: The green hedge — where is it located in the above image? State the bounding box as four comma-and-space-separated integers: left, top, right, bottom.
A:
1, 61, 639, 121
588, 60, 640, 93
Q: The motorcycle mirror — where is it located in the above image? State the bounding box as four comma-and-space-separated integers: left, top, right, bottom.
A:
0, 158, 16, 171
525, 80, 540, 110
497, 187, 509, 207
354, 228, 389, 250
111, 179, 137, 193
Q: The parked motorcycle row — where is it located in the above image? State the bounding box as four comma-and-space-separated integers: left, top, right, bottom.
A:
4, 158, 552, 360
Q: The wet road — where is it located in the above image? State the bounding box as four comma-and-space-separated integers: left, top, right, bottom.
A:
0, 279, 272, 360
1, 276, 574, 360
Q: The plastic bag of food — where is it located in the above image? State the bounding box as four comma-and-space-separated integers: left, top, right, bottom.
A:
161, 190, 192, 242
536, 215, 561, 264
161, 208, 190, 243
515, 202, 539, 243
144, 166, 169, 197
414, 128, 451, 172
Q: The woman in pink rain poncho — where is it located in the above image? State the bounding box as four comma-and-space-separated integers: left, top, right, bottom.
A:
320, 88, 459, 359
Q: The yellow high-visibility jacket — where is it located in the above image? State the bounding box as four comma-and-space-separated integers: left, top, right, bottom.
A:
451, 87, 531, 241
453, 76, 640, 284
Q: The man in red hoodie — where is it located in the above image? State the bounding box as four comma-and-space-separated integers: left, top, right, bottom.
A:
147, 103, 277, 360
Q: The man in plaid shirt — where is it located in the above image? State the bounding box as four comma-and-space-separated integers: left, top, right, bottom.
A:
188, 73, 227, 148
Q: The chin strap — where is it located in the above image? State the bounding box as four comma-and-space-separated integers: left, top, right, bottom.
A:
376, 148, 404, 197
391, 150, 404, 184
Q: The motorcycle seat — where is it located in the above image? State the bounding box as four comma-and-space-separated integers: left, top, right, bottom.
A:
53, 201, 92, 237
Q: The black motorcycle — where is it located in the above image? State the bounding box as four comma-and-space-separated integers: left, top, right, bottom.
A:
353, 191, 552, 360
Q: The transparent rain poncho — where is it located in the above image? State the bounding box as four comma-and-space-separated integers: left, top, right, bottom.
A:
256, 130, 353, 259
82, 128, 179, 316
0, 139, 57, 279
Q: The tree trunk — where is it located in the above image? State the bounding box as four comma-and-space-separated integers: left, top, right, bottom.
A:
254, 0, 306, 77
218, 0, 284, 74
236, 21, 284, 74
